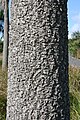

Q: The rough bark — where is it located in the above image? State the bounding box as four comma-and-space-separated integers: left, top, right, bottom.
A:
7, 0, 70, 120
2, 0, 9, 71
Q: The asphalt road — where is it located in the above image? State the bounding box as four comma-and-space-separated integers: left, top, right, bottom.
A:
69, 54, 80, 68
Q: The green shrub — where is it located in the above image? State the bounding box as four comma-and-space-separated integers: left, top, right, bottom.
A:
69, 39, 80, 58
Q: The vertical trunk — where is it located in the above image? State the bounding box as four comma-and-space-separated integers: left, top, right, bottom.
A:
7, 0, 70, 120
2, 0, 9, 71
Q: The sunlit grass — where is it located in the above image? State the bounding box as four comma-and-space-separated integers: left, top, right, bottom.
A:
0, 59, 7, 120
69, 66, 80, 120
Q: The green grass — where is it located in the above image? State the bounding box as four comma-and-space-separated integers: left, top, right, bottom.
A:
0, 60, 7, 120
69, 38, 80, 120
69, 66, 80, 120
0, 96, 6, 120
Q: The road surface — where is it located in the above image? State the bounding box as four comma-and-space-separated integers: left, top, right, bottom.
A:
69, 55, 80, 68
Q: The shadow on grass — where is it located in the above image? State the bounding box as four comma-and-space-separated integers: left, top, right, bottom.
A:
0, 96, 7, 120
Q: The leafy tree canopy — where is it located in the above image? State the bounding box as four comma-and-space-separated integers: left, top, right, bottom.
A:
71, 31, 80, 39
0, 0, 9, 38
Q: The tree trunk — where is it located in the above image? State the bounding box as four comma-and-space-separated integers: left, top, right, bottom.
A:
7, 0, 70, 120
2, 0, 9, 71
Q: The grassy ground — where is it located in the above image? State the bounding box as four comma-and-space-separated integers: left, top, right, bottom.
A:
0, 54, 7, 120
69, 66, 80, 120
0, 53, 80, 120
68, 38, 80, 120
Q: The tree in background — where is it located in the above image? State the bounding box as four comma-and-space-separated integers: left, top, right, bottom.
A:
71, 31, 80, 39
0, 4, 4, 53
0, 0, 9, 71
69, 31, 80, 58
0, 2, 4, 38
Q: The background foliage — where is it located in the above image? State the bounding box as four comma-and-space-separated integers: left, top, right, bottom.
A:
0, 41, 3, 53
69, 31, 80, 59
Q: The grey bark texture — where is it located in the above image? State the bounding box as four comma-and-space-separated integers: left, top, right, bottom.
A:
2, 0, 9, 71
7, 0, 70, 120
